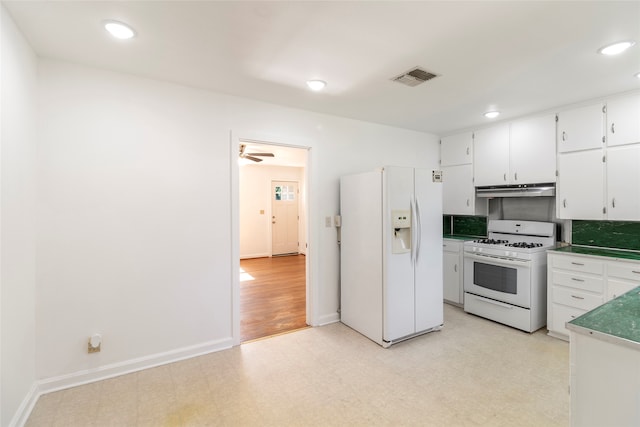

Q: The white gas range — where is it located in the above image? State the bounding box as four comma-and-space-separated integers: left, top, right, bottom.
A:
463, 220, 557, 332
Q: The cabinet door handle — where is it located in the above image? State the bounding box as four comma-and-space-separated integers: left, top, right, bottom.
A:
612, 198, 616, 208
503, 173, 507, 181
571, 277, 585, 282
611, 123, 615, 134
562, 131, 566, 141
466, 147, 470, 155
563, 199, 567, 208
632, 270, 640, 274
466, 198, 470, 206
571, 295, 585, 300
571, 262, 584, 266
514, 172, 518, 181
454, 264, 458, 273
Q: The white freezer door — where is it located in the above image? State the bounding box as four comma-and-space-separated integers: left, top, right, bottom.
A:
340, 171, 384, 345
414, 168, 444, 331
383, 166, 416, 342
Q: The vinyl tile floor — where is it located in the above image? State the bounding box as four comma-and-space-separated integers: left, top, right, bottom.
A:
26, 304, 570, 426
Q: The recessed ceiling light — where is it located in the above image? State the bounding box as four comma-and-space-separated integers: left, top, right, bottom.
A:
306, 80, 327, 91
635, 72, 640, 79
484, 111, 500, 119
104, 20, 136, 40
598, 40, 635, 55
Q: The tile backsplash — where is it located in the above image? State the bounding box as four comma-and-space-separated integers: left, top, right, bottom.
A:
443, 215, 452, 235
572, 220, 640, 251
444, 215, 487, 237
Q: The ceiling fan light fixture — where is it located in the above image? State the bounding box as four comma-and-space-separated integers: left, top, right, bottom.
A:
598, 40, 635, 55
104, 20, 136, 40
484, 111, 500, 119
306, 80, 327, 91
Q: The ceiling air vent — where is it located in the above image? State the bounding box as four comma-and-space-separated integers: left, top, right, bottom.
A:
392, 67, 438, 87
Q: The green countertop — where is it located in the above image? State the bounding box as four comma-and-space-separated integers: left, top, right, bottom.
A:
443, 234, 483, 241
550, 245, 640, 261
567, 286, 640, 351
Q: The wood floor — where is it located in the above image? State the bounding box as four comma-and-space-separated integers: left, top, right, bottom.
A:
240, 254, 307, 342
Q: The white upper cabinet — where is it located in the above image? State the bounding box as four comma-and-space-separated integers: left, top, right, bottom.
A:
556, 149, 605, 220
607, 145, 640, 220
441, 132, 473, 166
473, 124, 510, 187
557, 102, 605, 153
607, 93, 640, 147
510, 114, 556, 184
442, 164, 475, 215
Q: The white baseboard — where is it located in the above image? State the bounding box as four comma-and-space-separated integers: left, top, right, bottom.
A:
37, 337, 233, 395
317, 312, 340, 326
9, 382, 40, 427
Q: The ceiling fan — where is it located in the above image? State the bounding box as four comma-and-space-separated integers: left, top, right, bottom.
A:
239, 144, 275, 162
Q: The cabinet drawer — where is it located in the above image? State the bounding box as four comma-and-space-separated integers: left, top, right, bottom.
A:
553, 286, 603, 311
552, 256, 604, 275
607, 261, 640, 282
443, 240, 463, 253
550, 303, 586, 338
552, 270, 604, 293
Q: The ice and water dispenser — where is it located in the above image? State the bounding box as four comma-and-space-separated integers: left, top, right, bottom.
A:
391, 210, 411, 253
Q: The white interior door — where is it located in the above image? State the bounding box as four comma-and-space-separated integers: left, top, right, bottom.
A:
272, 181, 299, 255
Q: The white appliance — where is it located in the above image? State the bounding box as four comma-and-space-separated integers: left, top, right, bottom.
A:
340, 166, 443, 347
463, 220, 556, 332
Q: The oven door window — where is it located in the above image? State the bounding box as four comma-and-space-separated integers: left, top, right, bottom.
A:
473, 262, 517, 294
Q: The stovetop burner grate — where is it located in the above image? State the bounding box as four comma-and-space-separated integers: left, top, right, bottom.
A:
506, 242, 544, 249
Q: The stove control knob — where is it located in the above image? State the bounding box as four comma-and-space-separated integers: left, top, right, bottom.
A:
478, 247, 482, 253
505, 251, 510, 257
512, 252, 518, 258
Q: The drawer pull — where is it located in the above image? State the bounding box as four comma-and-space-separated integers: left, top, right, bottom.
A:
632, 271, 640, 274
571, 295, 585, 300
570, 315, 576, 319
571, 277, 585, 282
571, 262, 584, 266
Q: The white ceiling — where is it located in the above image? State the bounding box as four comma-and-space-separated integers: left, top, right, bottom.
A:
3, 1, 640, 136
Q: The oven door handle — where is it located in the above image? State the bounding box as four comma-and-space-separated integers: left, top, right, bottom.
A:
464, 252, 530, 268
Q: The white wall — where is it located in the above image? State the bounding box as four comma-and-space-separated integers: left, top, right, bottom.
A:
0, 6, 38, 427
35, 59, 440, 389
239, 164, 305, 258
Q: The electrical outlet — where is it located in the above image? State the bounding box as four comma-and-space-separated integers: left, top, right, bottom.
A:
88, 334, 102, 353
88, 341, 101, 353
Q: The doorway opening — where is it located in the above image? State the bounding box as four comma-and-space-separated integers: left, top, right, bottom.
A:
237, 141, 309, 342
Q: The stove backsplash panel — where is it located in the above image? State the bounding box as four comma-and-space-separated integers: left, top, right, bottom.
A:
572, 220, 640, 251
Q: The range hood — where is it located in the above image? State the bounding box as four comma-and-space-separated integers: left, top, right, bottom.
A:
476, 183, 555, 198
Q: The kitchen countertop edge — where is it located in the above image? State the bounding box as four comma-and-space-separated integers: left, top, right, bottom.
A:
548, 245, 640, 261
443, 234, 483, 241
566, 321, 640, 352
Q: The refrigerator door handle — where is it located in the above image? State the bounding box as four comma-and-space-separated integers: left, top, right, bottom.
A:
415, 197, 422, 262
410, 197, 416, 265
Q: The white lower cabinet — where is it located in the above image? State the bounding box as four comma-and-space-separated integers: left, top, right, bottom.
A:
607, 260, 640, 300
570, 332, 640, 427
547, 252, 604, 340
443, 239, 464, 306
547, 251, 640, 341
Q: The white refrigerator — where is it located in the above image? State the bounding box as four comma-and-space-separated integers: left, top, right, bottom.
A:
340, 166, 443, 347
